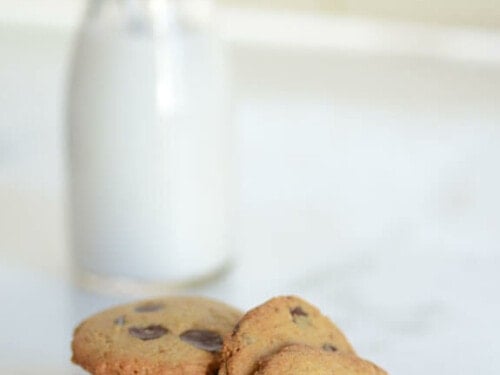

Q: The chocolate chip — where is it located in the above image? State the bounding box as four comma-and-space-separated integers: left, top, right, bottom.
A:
128, 325, 168, 340
180, 329, 223, 352
134, 302, 165, 313
322, 343, 338, 352
290, 306, 308, 317
113, 315, 126, 326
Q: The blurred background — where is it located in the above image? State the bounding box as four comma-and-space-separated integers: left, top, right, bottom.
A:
1, 0, 500, 373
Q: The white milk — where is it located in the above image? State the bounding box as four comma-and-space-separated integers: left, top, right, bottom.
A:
67, 2, 230, 284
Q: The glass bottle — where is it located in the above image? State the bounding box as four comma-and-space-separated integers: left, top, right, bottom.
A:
67, 0, 231, 294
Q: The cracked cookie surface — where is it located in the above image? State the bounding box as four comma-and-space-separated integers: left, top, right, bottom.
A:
255, 344, 387, 375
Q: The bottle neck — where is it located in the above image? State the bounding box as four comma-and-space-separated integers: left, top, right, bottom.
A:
81, 0, 154, 36
83, 0, 215, 30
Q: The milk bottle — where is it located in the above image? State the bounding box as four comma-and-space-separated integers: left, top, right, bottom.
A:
67, 0, 231, 292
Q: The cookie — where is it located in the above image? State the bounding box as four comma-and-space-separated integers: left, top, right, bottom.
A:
72, 296, 242, 375
255, 344, 387, 375
220, 295, 355, 375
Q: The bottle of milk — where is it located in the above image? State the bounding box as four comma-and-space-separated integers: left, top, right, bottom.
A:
67, 0, 231, 293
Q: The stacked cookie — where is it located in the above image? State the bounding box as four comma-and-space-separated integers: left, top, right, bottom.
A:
72, 295, 387, 374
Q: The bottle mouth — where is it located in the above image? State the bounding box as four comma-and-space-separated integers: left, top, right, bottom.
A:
84, 0, 215, 34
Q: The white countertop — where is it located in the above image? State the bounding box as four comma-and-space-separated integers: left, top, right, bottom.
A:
1, 10, 500, 374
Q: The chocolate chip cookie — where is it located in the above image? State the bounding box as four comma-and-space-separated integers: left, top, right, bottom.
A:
220, 296, 355, 375
255, 344, 387, 375
72, 296, 242, 374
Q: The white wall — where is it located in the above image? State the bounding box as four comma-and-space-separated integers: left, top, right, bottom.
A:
0, 0, 85, 28
1, 0, 500, 29
221, 0, 500, 28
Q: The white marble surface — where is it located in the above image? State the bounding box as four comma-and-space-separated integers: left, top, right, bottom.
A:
1, 11, 500, 374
